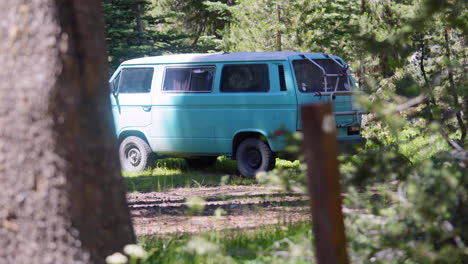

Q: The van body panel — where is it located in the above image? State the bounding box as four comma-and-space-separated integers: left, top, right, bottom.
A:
118, 127, 151, 142
145, 62, 296, 155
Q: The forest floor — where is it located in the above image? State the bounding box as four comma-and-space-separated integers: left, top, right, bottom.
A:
127, 185, 310, 236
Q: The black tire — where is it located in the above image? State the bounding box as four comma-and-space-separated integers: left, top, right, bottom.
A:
185, 156, 218, 169
236, 138, 275, 178
119, 136, 154, 172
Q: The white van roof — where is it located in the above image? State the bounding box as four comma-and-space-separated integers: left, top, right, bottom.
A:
122, 51, 331, 65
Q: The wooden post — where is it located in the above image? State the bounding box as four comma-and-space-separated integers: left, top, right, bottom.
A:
301, 102, 349, 264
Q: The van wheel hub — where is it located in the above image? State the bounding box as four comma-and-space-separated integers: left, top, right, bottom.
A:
127, 148, 141, 166
246, 148, 262, 169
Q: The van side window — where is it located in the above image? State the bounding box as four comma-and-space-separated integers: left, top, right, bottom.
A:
119, 68, 154, 93
278, 65, 287, 91
163, 66, 215, 92
220, 64, 269, 92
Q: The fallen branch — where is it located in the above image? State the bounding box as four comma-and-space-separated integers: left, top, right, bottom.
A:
394, 94, 426, 112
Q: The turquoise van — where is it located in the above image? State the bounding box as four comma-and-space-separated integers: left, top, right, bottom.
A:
109, 52, 365, 177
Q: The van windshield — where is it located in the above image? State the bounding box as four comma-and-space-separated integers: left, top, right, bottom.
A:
293, 59, 351, 93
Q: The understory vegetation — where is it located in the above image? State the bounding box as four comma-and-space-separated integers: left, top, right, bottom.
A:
139, 222, 314, 264
104, 0, 467, 263
124, 157, 298, 192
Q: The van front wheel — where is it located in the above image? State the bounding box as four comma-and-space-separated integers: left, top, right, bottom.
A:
119, 136, 154, 172
236, 138, 275, 178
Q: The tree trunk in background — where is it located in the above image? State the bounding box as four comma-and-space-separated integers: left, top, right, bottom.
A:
276, 3, 282, 51
444, 29, 466, 145
0, 1, 135, 264
135, 0, 144, 33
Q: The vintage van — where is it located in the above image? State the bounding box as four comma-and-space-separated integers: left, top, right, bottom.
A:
109, 52, 365, 177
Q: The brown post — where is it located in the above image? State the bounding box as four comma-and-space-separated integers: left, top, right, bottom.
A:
301, 102, 349, 264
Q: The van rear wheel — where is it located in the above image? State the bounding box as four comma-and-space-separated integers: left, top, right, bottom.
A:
236, 138, 275, 178
119, 136, 154, 172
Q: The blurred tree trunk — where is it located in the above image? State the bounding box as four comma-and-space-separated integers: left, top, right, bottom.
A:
0, 1, 135, 264
444, 29, 466, 145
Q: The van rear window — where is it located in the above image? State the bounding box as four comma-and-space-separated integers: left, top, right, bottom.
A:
163, 66, 215, 92
220, 64, 269, 92
119, 68, 154, 93
293, 59, 350, 92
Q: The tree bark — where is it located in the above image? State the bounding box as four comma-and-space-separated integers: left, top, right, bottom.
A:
191, 16, 207, 46
0, 1, 135, 264
135, 0, 144, 33
276, 3, 282, 51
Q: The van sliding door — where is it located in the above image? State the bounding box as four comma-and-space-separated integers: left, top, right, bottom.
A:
150, 65, 218, 155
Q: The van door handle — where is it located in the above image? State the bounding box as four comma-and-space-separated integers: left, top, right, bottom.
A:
142, 106, 152, 112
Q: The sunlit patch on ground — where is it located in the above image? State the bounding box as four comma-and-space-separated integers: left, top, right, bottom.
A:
128, 185, 310, 236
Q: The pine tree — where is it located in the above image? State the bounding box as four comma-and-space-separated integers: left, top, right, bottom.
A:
155, 0, 235, 52
103, 0, 188, 69
222, 0, 359, 56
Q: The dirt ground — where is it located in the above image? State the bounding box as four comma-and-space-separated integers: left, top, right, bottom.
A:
127, 185, 311, 236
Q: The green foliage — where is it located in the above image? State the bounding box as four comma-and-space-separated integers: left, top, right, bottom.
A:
221, 0, 292, 51
102, 0, 190, 69
153, 0, 234, 52
123, 157, 256, 192
123, 157, 299, 192
222, 0, 359, 57
139, 222, 314, 263
345, 155, 467, 263
186, 196, 206, 215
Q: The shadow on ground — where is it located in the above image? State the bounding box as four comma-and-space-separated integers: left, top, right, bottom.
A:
124, 157, 299, 192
